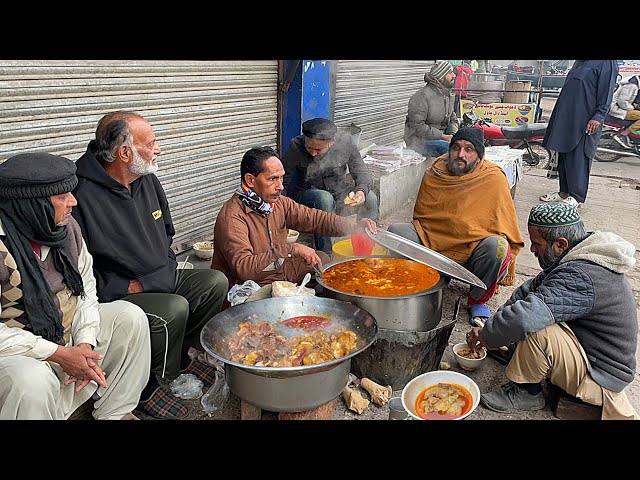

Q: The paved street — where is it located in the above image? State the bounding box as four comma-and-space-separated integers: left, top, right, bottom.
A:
173, 92, 640, 421
172, 154, 640, 421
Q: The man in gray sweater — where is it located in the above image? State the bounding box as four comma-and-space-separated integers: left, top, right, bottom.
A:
466, 202, 638, 419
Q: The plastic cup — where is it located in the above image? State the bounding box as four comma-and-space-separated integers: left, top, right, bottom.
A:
351, 234, 375, 256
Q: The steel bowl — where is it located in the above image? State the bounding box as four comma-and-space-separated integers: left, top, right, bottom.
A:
316, 256, 450, 332
200, 296, 378, 412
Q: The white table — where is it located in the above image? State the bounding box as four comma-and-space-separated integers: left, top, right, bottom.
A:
485, 146, 524, 195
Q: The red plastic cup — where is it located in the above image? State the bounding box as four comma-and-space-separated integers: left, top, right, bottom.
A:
351, 233, 375, 256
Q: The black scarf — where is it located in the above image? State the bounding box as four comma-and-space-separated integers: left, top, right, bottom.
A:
0, 198, 85, 344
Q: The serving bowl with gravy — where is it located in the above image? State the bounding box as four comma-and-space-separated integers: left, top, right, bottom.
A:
402, 370, 480, 420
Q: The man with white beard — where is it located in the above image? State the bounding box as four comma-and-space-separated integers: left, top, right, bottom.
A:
71, 111, 228, 419
465, 202, 639, 420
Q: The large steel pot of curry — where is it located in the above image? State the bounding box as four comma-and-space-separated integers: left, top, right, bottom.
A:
200, 296, 377, 413
316, 256, 450, 332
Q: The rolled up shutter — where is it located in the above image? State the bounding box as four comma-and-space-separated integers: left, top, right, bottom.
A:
0, 60, 278, 252
333, 60, 434, 149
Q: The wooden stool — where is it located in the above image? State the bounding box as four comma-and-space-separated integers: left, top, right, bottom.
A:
547, 384, 602, 420
240, 399, 335, 420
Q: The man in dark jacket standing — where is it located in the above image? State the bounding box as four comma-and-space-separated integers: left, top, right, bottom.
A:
71, 111, 228, 419
282, 117, 377, 255
466, 202, 638, 420
540, 60, 618, 207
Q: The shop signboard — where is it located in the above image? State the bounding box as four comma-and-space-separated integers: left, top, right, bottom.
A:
618, 60, 640, 81
460, 100, 536, 126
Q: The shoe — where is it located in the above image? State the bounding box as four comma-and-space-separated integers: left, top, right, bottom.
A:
481, 381, 546, 413
539, 191, 563, 202
561, 196, 579, 207
486, 343, 516, 365
187, 346, 222, 369
613, 135, 632, 149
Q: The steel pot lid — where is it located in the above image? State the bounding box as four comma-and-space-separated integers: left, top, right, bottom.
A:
365, 228, 486, 290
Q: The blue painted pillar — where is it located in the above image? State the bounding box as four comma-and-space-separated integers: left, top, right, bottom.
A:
281, 60, 332, 154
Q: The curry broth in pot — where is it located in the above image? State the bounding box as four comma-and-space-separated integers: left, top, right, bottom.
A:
321, 257, 440, 297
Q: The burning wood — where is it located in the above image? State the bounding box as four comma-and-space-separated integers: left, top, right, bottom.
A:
342, 386, 369, 414
360, 378, 392, 406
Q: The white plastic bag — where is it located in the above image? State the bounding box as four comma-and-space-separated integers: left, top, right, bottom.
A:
170, 373, 204, 399
227, 280, 261, 306
271, 280, 315, 297
201, 367, 230, 413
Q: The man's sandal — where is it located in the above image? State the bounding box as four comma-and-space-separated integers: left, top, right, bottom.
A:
539, 192, 563, 202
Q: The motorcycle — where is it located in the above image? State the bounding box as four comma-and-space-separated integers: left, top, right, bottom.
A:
594, 115, 640, 162
461, 110, 552, 167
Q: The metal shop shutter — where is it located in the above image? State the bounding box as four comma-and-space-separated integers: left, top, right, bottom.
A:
334, 60, 434, 150
0, 60, 279, 253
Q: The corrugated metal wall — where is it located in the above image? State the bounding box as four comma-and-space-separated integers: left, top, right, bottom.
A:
334, 60, 434, 149
0, 60, 279, 252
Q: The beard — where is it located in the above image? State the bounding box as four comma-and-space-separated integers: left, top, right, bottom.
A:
537, 242, 560, 269
130, 145, 158, 176
446, 155, 478, 176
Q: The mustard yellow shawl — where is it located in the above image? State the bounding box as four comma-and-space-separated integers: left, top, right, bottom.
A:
412, 154, 524, 266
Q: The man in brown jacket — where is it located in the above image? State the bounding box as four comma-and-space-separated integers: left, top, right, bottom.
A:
211, 146, 377, 289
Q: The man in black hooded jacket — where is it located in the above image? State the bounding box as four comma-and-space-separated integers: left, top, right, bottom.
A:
72, 111, 228, 419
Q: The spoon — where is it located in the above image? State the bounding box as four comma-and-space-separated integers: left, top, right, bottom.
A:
296, 272, 312, 295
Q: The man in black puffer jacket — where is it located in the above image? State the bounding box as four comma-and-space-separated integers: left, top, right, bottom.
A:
466, 202, 638, 419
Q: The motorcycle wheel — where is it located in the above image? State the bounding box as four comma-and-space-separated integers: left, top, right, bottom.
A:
594, 131, 622, 162
522, 141, 551, 169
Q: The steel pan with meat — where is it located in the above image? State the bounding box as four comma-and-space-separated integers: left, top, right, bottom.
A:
200, 296, 378, 412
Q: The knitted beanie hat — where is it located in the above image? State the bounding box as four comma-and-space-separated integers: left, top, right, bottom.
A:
449, 127, 486, 159
528, 202, 581, 227
429, 60, 454, 82
0, 152, 78, 199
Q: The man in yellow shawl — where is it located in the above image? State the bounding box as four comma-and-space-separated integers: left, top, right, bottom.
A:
388, 128, 524, 324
